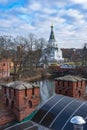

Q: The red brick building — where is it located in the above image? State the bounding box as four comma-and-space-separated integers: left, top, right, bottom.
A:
2, 81, 40, 121
55, 75, 86, 98
0, 59, 10, 79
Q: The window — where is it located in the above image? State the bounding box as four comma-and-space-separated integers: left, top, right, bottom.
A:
29, 100, 32, 108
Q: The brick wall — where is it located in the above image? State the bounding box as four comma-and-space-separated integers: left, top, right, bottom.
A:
2, 85, 40, 122
55, 80, 86, 98
0, 59, 10, 79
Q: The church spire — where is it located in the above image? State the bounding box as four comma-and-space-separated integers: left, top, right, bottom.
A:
49, 24, 55, 42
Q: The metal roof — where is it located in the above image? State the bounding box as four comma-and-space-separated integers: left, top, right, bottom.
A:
32, 94, 87, 130
5, 94, 87, 130
5, 120, 50, 130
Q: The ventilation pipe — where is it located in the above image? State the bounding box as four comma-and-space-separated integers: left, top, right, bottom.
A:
70, 116, 86, 130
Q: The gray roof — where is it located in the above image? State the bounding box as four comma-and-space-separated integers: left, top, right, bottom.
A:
32, 83, 40, 88
55, 75, 86, 82
5, 81, 33, 90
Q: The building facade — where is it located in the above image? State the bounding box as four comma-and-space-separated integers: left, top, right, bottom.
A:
40, 25, 63, 65
55, 75, 86, 98
0, 59, 10, 79
2, 81, 40, 121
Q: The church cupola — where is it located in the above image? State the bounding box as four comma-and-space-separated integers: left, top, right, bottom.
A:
48, 24, 56, 43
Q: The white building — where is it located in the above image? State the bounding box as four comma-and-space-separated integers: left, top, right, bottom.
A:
40, 25, 63, 65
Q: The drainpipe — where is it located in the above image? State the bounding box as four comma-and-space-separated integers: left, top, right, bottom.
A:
70, 116, 86, 130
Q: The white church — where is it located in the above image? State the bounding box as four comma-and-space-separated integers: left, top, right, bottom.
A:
40, 25, 63, 65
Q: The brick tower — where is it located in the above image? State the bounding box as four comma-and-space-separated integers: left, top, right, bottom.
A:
2, 81, 40, 121
55, 75, 86, 98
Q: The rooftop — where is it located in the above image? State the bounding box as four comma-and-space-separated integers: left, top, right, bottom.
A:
5, 94, 87, 130
55, 75, 86, 82
2, 81, 39, 90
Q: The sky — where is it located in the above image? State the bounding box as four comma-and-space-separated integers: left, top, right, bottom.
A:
0, 0, 87, 48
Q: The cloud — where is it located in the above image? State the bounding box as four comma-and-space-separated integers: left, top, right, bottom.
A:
28, 1, 42, 11
0, 0, 87, 48
71, 0, 87, 9
71, 0, 87, 4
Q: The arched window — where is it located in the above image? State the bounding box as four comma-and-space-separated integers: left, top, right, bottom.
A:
29, 100, 32, 108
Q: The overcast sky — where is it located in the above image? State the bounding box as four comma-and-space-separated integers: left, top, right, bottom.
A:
0, 0, 87, 48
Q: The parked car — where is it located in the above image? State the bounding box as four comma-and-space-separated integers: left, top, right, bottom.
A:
60, 64, 75, 69
48, 63, 60, 67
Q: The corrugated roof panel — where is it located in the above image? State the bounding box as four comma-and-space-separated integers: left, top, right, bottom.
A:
32, 94, 87, 130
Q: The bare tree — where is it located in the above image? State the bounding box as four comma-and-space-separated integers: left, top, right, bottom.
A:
0, 34, 47, 80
